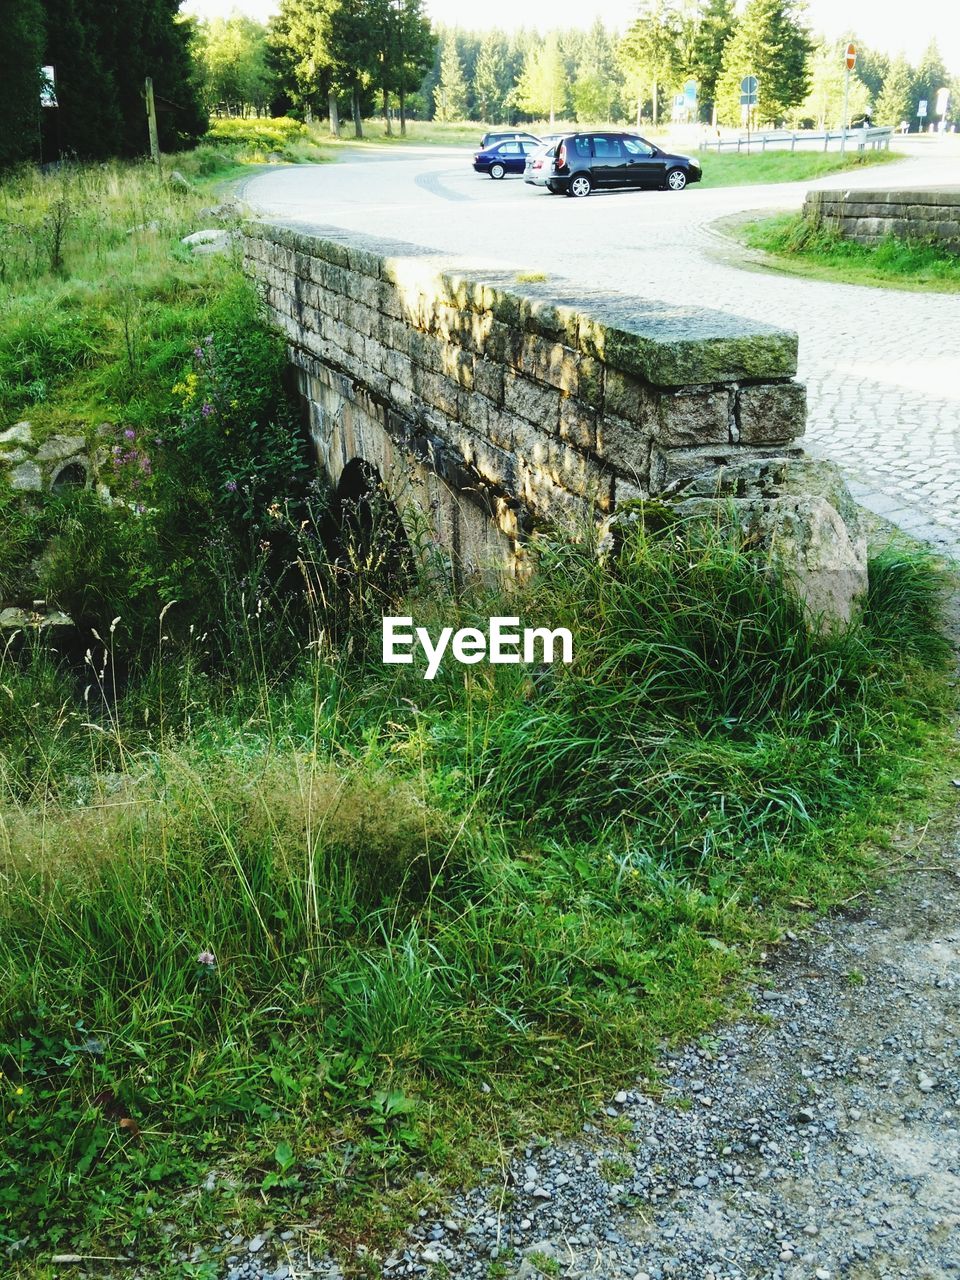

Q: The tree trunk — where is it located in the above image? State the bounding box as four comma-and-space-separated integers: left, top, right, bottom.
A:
328, 91, 340, 137
400, 87, 407, 135
652, 78, 658, 127
636, 93, 642, 129
383, 84, 392, 135
352, 84, 363, 138
305, 104, 313, 124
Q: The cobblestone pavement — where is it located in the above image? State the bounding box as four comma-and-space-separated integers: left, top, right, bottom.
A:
239, 141, 960, 556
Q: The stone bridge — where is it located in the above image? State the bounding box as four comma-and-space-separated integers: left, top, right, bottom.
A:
243, 222, 866, 621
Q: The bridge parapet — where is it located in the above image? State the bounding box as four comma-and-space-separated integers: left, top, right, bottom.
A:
244, 221, 865, 624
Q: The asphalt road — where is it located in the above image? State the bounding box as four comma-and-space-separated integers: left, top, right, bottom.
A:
237, 138, 960, 556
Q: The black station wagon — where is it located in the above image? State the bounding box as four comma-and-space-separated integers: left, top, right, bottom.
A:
545, 132, 702, 197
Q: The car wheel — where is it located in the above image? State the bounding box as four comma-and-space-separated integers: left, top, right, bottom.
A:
666, 167, 687, 191
490, 163, 506, 180
568, 174, 592, 198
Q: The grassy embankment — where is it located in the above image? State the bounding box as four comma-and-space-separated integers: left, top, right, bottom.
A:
0, 153, 957, 1279
733, 210, 960, 291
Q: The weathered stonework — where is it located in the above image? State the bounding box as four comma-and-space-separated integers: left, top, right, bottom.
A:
803, 187, 960, 252
243, 222, 865, 623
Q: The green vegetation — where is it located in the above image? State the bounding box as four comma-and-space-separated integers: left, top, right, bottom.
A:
204, 115, 330, 164
697, 146, 896, 188
1, 156, 957, 1278
735, 211, 960, 291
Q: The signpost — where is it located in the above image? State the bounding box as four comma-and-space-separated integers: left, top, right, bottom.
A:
917, 98, 928, 126
840, 43, 856, 154
740, 75, 758, 141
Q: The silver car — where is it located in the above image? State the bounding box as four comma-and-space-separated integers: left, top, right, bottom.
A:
523, 135, 565, 186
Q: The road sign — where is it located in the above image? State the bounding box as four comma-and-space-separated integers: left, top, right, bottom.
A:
740, 75, 758, 107
936, 87, 950, 116
673, 93, 685, 110
918, 99, 928, 117
683, 79, 698, 104
845, 43, 857, 70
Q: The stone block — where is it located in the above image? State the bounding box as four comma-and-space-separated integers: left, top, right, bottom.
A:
576, 355, 603, 409
10, 461, 42, 491
596, 413, 653, 478
603, 368, 656, 424
736, 382, 806, 444
519, 334, 578, 393
36, 434, 86, 462
474, 359, 504, 406
503, 372, 560, 431
558, 397, 597, 450
0, 422, 32, 446
657, 389, 731, 448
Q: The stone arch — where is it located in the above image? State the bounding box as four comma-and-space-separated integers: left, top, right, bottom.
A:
50, 458, 89, 492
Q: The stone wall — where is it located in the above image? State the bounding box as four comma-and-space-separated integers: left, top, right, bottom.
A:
244, 222, 815, 569
803, 187, 960, 252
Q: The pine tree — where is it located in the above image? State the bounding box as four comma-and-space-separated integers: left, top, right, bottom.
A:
620, 0, 683, 127
0, 0, 45, 166
433, 30, 468, 121
688, 0, 736, 123
714, 0, 812, 126
913, 39, 948, 128
474, 31, 508, 124
571, 20, 621, 124
875, 55, 914, 129
40, 0, 205, 159
515, 34, 566, 125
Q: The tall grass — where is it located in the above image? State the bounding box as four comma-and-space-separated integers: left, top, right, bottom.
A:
738, 210, 960, 291
0, 517, 953, 1265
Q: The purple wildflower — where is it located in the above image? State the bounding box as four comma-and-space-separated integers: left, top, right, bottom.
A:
225, 479, 238, 492
197, 949, 216, 967
124, 428, 136, 440
193, 346, 203, 359
201, 403, 214, 417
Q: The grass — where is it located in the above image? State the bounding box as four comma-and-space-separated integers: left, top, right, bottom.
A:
1, 150, 958, 1278
697, 146, 896, 188
732, 210, 960, 291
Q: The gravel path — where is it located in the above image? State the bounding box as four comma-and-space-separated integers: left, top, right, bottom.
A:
212, 816, 960, 1280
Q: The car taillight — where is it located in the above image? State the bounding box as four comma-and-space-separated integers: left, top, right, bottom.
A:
557, 143, 566, 168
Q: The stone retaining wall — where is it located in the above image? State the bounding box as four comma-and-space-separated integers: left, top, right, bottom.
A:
803, 186, 960, 251
243, 221, 814, 578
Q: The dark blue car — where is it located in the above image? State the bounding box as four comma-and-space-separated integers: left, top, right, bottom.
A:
473, 138, 541, 179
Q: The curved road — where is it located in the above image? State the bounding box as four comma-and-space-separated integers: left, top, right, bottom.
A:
238, 141, 960, 555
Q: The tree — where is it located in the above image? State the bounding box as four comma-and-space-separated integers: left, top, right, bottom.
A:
0, 0, 45, 166
473, 31, 508, 123
798, 40, 869, 128
875, 55, 914, 129
714, 0, 812, 126
433, 30, 468, 121
271, 0, 342, 131
515, 33, 567, 125
196, 15, 275, 115
687, 0, 736, 123
620, 0, 683, 127
571, 19, 621, 123
913, 39, 949, 129
39, 0, 205, 160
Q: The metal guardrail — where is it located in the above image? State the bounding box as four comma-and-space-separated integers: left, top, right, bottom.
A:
699, 127, 894, 154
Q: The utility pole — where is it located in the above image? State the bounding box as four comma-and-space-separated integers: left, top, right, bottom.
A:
144, 76, 161, 167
